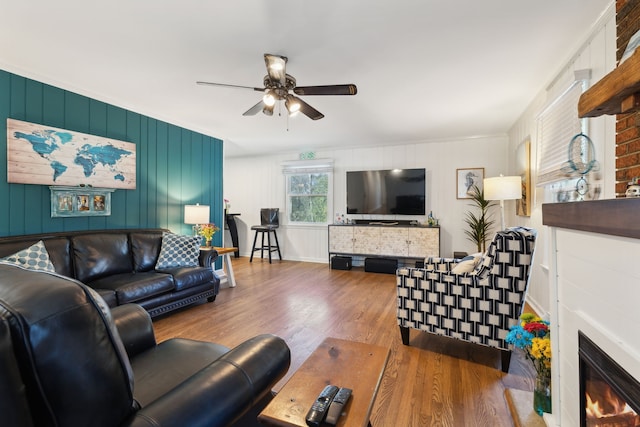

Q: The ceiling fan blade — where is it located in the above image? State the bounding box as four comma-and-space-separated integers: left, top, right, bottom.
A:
294, 97, 325, 120
293, 84, 357, 96
197, 81, 263, 92
264, 54, 287, 85
242, 100, 265, 116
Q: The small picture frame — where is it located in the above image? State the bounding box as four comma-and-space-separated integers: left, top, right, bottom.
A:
456, 168, 484, 199
57, 195, 74, 212
93, 195, 106, 211
77, 195, 90, 211
50, 186, 115, 217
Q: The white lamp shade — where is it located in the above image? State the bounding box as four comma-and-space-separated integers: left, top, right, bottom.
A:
483, 176, 522, 201
184, 204, 210, 224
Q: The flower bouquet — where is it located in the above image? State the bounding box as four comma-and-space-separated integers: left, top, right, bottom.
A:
506, 313, 552, 415
198, 223, 220, 247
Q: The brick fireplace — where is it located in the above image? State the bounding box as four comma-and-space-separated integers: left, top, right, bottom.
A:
535, 4, 640, 424
615, 0, 640, 195
542, 199, 640, 426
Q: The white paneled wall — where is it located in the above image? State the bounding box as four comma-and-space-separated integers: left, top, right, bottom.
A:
222, 4, 616, 322
224, 136, 509, 263
548, 228, 640, 426
506, 4, 616, 318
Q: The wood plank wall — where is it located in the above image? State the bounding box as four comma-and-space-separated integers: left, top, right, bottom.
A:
0, 70, 224, 239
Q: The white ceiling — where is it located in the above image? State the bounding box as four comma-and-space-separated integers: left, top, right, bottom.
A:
1, 1, 610, 158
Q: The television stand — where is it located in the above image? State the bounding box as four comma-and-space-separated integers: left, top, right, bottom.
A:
328, 224, 440, 265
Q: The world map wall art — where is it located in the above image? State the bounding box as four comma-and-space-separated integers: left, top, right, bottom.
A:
6, 118, 136, 189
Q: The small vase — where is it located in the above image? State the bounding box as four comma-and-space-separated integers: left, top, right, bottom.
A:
533, 371, 552, 416
205, 239, 212, 248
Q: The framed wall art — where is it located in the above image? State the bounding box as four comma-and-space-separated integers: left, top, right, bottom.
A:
7, 118, 136, 189
50, 186, 115, 217
456, 168, 484, 199
516, 139, 531, 216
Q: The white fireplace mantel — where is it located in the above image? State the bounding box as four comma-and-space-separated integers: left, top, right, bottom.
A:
542, 198, 640, 426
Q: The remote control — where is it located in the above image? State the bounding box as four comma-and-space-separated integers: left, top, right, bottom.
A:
305, 385, 339, 427
324, 387, 352, 425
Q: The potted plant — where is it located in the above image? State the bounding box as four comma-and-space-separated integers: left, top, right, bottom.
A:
463, 185, 495, 252
198, 223, 220, 247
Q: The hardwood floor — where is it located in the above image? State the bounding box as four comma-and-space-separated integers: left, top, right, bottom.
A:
153, 258, 536, 426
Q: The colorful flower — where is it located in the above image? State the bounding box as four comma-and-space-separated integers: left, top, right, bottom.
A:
524, 321, 549, 336
198, 223, 219, 240
506, 314, 551, 377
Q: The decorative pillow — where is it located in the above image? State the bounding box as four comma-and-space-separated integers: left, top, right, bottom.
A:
155, 233, 201, 269
451, 258, 476, 274
0, 240, 56, 273
451, 253, 482, 274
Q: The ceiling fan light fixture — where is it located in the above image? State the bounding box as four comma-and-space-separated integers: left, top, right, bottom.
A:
269, 62, 284, 72
263, 90, 276, 107
285, 96, 300, 114
199, 53, 356, 121
262, 103, 274, 116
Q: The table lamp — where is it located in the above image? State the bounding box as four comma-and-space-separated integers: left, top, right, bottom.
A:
184, 204, 210, 236
483, 175, 522, 231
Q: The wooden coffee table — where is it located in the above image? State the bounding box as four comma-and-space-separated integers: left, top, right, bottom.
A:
258, 337, 390, 427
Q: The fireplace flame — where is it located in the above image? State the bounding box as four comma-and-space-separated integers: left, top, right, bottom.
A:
586, 388, 639, 426
586, 390, 634, 418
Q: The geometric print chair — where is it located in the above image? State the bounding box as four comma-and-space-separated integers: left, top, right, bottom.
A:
396, 227, 536, 373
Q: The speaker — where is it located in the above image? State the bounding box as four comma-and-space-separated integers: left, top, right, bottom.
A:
364, 257, 398, 274
331, 256, 352, 270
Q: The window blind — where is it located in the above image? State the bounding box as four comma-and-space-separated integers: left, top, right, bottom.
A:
281, 159, 334, 174
536, 79, 586, 186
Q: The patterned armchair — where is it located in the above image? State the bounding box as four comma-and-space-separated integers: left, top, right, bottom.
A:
396, 227, 536, 372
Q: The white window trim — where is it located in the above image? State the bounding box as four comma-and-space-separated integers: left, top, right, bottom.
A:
282, 159, 334, 226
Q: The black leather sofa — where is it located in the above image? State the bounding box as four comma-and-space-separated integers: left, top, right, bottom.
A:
0, 229, 219, 318
0, 263, 291, 427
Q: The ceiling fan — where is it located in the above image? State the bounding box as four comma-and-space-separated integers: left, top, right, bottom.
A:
197, 53, 357, 120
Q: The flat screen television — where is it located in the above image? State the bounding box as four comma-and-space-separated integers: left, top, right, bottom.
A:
346, 168, 426, 215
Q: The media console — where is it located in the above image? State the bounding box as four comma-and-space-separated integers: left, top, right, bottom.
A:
328, 224, 440, 267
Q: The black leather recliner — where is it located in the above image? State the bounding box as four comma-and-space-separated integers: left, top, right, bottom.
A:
0, 263, 290, 427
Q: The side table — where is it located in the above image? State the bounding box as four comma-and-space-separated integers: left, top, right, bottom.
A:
201, 246, 237, 288
213, 247, 237, 288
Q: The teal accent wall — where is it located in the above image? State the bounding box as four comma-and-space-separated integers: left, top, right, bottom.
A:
0, 70, 224, 247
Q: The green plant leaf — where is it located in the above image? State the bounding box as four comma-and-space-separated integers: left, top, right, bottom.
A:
463, 185, 496, 252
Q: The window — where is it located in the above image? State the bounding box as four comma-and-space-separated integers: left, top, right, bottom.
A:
537, 69, 593, 203
536, 76, 587, 186
282, 159, 333, 225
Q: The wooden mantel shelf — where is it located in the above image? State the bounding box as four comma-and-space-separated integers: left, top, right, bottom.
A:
542, 198, 640, 240
578, 49, 640, 117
